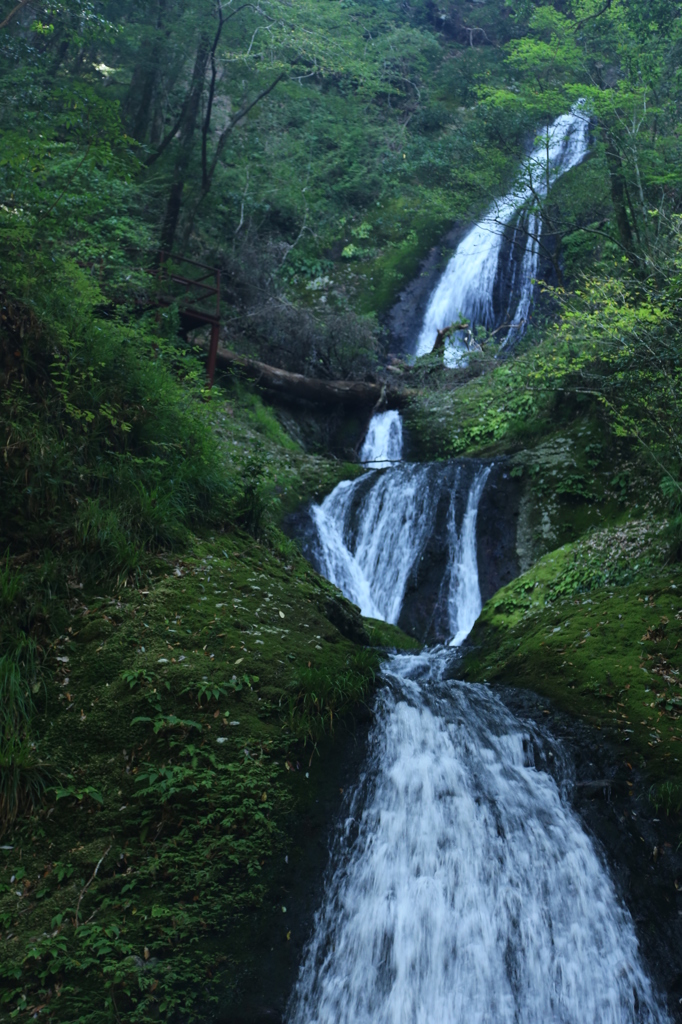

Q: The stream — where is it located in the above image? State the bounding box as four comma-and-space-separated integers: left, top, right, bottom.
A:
286, 418, 670, 1023
282, 105, 670, 1022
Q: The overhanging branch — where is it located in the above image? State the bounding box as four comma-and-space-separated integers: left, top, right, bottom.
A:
0, 0, 33, 29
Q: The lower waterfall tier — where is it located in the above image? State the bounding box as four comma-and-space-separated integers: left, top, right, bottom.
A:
287, 650, 669, 1024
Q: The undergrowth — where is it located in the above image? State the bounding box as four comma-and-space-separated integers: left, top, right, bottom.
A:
0, 241, 237, 581
0, 534, 415, 1022
0, 235, 421, 1020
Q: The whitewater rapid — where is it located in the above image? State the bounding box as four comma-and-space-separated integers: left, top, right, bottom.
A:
287, 650, 668, 1024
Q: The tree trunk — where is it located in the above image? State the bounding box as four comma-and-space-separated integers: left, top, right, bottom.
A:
160, 180, 185, 254
606, 147, 634, 252
207, 346, 410, 408
159, 31, 210, 252
131, 60, 159, 143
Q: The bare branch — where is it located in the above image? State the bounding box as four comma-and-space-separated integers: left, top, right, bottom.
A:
145, 100, 188, 167
202, 3, 256, 188
0, 0, 33, 30
204, 71, 284, 193
75, 844, 112, 929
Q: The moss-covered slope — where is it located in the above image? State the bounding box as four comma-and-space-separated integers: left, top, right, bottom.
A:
462, 520, 682, 795
0, 529, 417, 1023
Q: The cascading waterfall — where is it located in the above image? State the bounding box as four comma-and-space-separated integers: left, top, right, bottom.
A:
287, 651, 669, 1024
289, 378, 667, 1016
416, 102, 590, 365
311, 462, 438, 624
311, 425, 488, 636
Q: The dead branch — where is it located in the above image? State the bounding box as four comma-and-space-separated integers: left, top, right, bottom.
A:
0, 0, 33, 30
205, 345, 411, 408
74, 844, 111, 929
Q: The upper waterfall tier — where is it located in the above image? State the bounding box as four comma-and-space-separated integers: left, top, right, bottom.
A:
416, 102, 590, 364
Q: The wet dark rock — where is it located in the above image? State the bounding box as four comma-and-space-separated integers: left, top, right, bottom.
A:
282, 504, 321, 567
476, 463, 524, 605
324, 595, 370, 645
270, 397, 372, 459
212, 718, 373, 1024
222, 1010, 282, 1024
385, 223, 466, 356
398, 461, 522, 643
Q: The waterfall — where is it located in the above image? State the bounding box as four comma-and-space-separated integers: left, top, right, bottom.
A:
447, 465, 490, 646
311, 462, 439, 625
310, 422, 488, 637
287, 651, 669, 1024
360, 409, 403, 468
416, 102, 590, 364
288, 414, 668, 1023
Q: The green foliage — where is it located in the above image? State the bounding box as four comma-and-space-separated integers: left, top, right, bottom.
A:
286, 651, 377, 746
0, 240, 238, 581
0, 559, 46, 831
2, 739, 283, 1022
182, 673, 258, 707
0, 738, 50, 835
649, 779, 682, 818
231, 453, 270, 540
0, 529, 392, 1021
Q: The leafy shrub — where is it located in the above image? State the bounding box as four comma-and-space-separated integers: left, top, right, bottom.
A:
0, 560, 40, 742
649, 780, 682, 818
286, 650, 377, 745
0, 235, 237, 580
232, 455, 270, 538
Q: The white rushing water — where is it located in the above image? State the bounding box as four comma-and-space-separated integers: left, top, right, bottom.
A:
294, 414, 669, 1022
287, 651, 669, 1024
360, 410, 404, 468
312, 462, 437, 624
447, 465, 490, 646
416, 102, 590, 364
311, 417, 489, 635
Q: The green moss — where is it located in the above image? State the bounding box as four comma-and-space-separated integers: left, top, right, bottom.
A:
209, 384, 364, 520
352, 207, 452, 316
362, 618, 422, 651
234, 390, 302, 452
462, 521, 682, 784
0, 527, 394, 1022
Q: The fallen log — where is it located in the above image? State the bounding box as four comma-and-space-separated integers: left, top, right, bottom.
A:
208, 345, 411, 408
